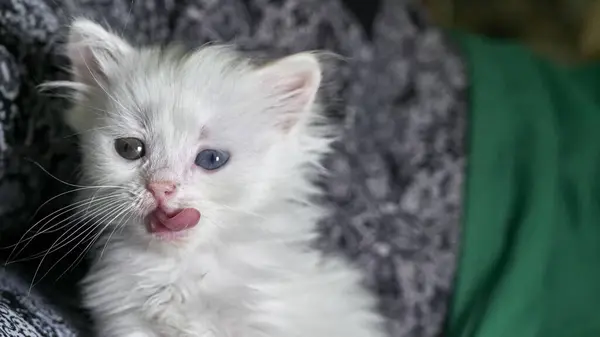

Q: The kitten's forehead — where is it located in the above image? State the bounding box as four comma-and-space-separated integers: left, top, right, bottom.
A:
127, 46, 252, 94
104, 46, 271, 155
106, 49, 220, 123
118, 47, 255, 118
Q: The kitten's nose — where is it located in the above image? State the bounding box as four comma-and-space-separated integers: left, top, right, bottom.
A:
147, 181, 176, 202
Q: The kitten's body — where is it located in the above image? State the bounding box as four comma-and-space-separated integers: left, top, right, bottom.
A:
60, 20, 383, 337
85, 209, 376, 337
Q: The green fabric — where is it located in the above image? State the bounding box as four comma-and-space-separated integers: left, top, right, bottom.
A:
448, 33, 600, 337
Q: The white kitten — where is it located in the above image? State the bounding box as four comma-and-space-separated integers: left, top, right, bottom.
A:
59, 19, 384, 337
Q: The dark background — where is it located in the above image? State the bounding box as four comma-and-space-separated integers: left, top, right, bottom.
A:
342, 0, 381, 36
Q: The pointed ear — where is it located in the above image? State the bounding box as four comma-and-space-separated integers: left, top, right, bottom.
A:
254, 53, 322, 131
66, 18, 133, 88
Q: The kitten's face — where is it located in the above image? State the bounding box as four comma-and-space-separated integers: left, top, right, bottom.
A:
64, 20, 323, 247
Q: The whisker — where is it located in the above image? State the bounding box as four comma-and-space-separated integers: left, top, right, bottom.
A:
6, 193, 123, 259
84, 185, 133, 217
26, 159, 123, 189
11, 197, 125, 262
30, 193, 122, 238
99, 200, 139, 259
30, 186, 119, 222
31, 192, 122, 235
35, 199, 126, 255
4, 201, 85, 251
46, 203, 134, 285
28, 202, 131, 291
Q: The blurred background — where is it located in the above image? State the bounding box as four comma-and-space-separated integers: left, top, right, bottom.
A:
422, 0, 600, 63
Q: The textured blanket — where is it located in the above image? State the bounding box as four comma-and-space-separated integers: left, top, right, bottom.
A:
0, 0, 467, 336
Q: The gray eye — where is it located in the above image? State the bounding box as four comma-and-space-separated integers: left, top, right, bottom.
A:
114, 137, 145, 160
195, 149, 230, 171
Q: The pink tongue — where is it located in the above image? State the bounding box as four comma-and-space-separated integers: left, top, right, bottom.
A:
156, 208, 201, 232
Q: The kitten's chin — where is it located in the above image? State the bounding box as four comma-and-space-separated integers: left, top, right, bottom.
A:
145, 208, 201, 241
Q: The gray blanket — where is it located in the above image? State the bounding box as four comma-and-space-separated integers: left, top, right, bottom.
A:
0, 0, 467, 336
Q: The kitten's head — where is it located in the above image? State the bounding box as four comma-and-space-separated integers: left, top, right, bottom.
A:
60, 19, 330, 248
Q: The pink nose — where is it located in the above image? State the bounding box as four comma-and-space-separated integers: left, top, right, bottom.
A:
147, 181, 176, 202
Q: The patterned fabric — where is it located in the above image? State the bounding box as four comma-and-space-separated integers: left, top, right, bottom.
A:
0, 0, 468, 336
0, 269, 76, 337
318, 2, 467, 336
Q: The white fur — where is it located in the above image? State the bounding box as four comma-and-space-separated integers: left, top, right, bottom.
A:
60, 19, 384, 337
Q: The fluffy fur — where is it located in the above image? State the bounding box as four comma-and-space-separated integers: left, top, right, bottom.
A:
59, 19, 383, 337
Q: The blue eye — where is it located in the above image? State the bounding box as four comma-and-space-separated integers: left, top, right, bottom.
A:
194, 149, 230, 170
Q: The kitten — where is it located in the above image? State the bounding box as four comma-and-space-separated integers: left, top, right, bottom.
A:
59, 19, 384, 337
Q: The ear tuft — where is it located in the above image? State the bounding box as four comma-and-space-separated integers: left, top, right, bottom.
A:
66, 18, 132, 88
255, 53, 322, 131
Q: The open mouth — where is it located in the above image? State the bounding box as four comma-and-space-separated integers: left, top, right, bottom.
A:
145, 207, 201, 238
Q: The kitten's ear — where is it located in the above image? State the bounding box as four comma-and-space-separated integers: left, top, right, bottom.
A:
66, 18, 132, 88
255, 53, 322, 131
